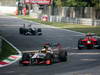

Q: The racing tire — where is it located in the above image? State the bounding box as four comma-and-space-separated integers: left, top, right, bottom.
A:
78, 44, 83, 50
58, 50, 67, 62
96, 38, 100, 49
19, 28, 24, 34
78, 39, 83, 50
31, 30, 36, 35
37, 28, 42, 32
22, 28, 27, 35
20, 53, 31, 66
37, 28, 42, 36
45, 53, 53, 65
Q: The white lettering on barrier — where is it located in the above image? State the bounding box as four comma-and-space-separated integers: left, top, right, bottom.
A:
49, 16, 100, 26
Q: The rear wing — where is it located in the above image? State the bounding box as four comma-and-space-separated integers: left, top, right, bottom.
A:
86, 33, 96, 36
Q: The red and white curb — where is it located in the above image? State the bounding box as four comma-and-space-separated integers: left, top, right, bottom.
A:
0, 36, 22, 67
0, 55, 21, 67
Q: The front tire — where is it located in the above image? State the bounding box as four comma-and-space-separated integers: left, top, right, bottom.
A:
45, 53, 53, 65
78, 39, 83, 50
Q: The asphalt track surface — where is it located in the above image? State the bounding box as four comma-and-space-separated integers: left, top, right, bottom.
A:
0, 16, 100, 75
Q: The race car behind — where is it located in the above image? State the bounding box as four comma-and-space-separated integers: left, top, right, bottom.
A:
78, 33, 100, 50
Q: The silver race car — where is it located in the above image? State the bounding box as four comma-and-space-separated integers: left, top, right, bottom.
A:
19, 24, 42, 35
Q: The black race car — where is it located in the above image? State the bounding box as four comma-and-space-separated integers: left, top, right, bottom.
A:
19, 43, 67, 66
19, 24, 42, 35
78, 33, 100, 50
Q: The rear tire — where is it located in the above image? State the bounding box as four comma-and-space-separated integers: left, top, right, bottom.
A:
19, 28, 28, 35
37, 28, 42, 36
37, 28, 42, 32
96, 38, 100, 49
19, 28, 24, 34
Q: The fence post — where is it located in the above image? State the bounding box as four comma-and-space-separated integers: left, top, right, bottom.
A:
0, 36, 2, 53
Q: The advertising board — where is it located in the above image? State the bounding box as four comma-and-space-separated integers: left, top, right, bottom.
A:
24, 0, 51, 5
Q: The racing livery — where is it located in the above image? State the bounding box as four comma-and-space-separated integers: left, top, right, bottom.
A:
19, 43, 67, 65
78, 33, 100, 50
19, 24, 42, 35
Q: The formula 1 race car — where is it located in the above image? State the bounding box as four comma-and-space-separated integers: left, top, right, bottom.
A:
19, 43, 67, 66
78, 33, 100, 50
19, 24, 42, 35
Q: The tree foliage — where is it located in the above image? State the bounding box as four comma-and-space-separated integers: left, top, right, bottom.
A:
54, 0, 62, 7
66, 0, 87, 6
53, 0, 100, 7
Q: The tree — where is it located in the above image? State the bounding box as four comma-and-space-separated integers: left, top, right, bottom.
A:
61, 0, 68, 6
53, 0, 100, 7
82, 0, 100, 7
65, 0, 87, 7
65, 0, 77, 6
54, 0, 62, 7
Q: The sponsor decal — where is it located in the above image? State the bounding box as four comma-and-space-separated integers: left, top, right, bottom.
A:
87, 41, 91, 44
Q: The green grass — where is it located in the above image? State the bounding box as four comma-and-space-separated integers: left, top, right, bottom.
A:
0, 39, 17, 61
17, 15, 100, 36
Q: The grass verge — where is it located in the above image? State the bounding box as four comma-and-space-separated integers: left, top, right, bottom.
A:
0, 39, 17, 61
18, 16, 100, 36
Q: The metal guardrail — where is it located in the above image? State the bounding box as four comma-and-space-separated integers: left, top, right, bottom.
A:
48, 16, 100, 26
